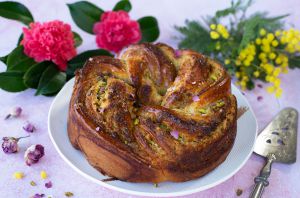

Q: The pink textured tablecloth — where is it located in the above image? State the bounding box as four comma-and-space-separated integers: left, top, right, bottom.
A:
0, 0, 299, 197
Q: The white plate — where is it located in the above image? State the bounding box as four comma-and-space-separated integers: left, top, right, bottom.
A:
48, 78, 257, 197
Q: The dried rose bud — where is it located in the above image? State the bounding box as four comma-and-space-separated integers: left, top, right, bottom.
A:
175, 49, 182, 58
5, 107, 22, 119
23, 122, 36, 133
45, 181, 52, 188
170, 130, 179, 139
24, 144, 45, 166
1, 135, 30, 154
32, 194, 45, 198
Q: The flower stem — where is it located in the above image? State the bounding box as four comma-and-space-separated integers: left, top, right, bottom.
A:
16, 135, 30, 141
4, 114, 11, 120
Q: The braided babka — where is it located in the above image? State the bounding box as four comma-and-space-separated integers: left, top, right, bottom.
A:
67, 43, 237, 183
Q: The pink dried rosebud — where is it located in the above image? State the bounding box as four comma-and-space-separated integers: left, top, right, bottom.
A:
170, 130, 179, 139
192, 95, 200, 102
24, 144, 45, 166
5, 107, 22, 119
257, 96, 263, 101
175, 49, 182, 58
23, 122, 36, 133
2, 135, 30, 154
32, 194, 45, 198
45, 181, 52, 188
2, 137, 19, 153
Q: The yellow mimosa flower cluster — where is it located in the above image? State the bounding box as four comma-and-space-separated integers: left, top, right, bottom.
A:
208, 21, 300, 98
235, 44, 256, 90
256, 28, 300, 97
278, 28, 300, 53
237, 44, 256, 67
210, 24, 230, 40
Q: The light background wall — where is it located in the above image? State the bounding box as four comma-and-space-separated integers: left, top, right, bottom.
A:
1, 0, 300, 58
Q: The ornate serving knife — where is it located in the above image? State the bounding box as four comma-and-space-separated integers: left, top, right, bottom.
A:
250, 107, 298, 198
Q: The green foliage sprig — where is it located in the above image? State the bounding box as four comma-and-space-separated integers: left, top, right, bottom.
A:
175, 0, 300, 97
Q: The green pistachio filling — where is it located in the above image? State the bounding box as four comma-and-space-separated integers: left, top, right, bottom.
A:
199, 108, 208, 114
134, 118, 139, 125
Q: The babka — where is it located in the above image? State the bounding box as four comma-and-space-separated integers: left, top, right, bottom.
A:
67, 43, 237, 183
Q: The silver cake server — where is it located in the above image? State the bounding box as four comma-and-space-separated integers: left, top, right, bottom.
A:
249, 107, 298, 198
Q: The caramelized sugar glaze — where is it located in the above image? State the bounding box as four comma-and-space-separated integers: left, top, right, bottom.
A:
68, 43, 237, 183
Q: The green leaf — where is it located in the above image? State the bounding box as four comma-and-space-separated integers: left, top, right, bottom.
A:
0, 71, 27, 92
246, 80, 255, 90
175, 20, 211, 53
67, 1, 103, 34
238, 15, 261, 51
258, 14, 289, 30
0, 1, 33, 25
113, 0, 132, 12
0, 54, 8, 64
36, 65, 66, 95
289, 56, 300, 69
17, 33, 24, 46
238, 14, 288, 52
23, 61, 51, 88
215, 0, 242, 18
66, 49, 112, 79
7, 45, 36, 72
138, 16, 160, 42
73, 31, 82, 47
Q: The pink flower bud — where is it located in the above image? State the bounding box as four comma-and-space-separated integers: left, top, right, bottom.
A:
24, 144, 45, 166
192, 95, 200, 102
2, 137, 19, 153
175, 50, 182, 58
45, 181, 52, 188
1, 135, 30, 154
170, 130, 179, 139
23, 122, 36, 133
5, 107, 22, 119
33, 193, 45, 198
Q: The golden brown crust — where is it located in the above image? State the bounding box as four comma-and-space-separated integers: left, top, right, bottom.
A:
67, 43, 237, 183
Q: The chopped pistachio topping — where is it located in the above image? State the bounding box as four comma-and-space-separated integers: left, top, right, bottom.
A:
211, 74, 217, 81
65, 192, 74, 197
134, 118, 139, 125
216, 100, 225, 107
159, 123, 168, 131
199, 108, 208, 114
178, 136, 184, 143
236, 188, 243, 196
149, 140, 159, 148
98, 80, 107, 87
30, 181, 36, 186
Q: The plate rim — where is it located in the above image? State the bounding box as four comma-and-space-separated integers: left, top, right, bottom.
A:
48, 78, 258, 197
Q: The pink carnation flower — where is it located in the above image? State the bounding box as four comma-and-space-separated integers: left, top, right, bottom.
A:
21, 20, 77, 71
93, 11, 142, 53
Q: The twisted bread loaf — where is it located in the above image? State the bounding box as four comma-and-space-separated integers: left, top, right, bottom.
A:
68, 43, 237, 183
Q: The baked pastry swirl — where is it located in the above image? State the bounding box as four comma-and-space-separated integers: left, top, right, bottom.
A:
67, 43, 237, 183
